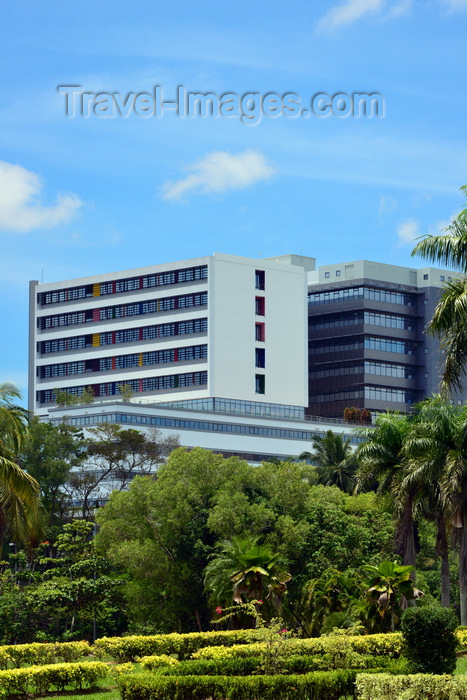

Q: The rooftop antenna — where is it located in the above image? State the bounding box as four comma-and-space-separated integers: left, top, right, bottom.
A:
41, 269, 44, 283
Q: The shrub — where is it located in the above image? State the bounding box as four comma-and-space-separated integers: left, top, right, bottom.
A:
117, 669, 357, 700
1, 641, 91, 668
112, 663, 136, 678
356, 672, 467, 700
0, 661, 107, 695
156, 653, 390, 676
192, 632, 404, 660
401, 606, 458, 674
139, 655, 179, 671
93, 630, 263, 661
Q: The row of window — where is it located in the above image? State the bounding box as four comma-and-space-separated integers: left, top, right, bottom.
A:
38, 292, 208, 329
38, 265, 208, 305
422, 273, 453, 282
364, 386, 417, 403
37, 318, 208, 354
157, 397, 305, 420
51, 412, 313, 440
365, 336, 417, 354
254, 276, 266, 393
38, 345, 208, 378
310, 311, 415, 331
310, 336, 417, 355
310, 360, 414, 380
308, 286, 415, 307
365, 360, 413, 379
309, 386, 417, 404
37, 370, 208, 403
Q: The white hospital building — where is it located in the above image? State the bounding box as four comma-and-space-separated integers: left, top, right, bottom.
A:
29, 252, 464, 461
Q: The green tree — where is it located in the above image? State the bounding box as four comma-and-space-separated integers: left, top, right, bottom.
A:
301, 567, 360, 636
94, 448, 395, 633
68, 424, 179, 518
0, 520, 125, 642
204, 536, 291, 617
20, 417, 86, 525
401, 606, 458, 675
0, 382, 44, 547
300, 430, 357, 494
95, 449, 238, 632
437, 407, 467, 624
363, 560, 423, 632
411, 186, 467, 392
356, 413, 418, 573
402, 396, 460, 607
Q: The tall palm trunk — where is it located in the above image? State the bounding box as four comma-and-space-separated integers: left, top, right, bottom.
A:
395, 498, 416, 577
436, 513, 450, 608
459, 521, 467, 625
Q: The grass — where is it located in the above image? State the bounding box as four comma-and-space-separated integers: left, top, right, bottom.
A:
455, 655, 467, 675
39, 690, 120, 700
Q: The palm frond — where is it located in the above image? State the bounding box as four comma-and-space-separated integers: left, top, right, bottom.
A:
411, 216, 467, 269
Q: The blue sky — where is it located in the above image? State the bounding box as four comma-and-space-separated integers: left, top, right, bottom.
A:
1, 0, 467, 402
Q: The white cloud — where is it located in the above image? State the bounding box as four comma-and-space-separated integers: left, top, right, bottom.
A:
388, 0, 413, 16
0, 161, 83, 233
397, 218, 421, 245
162, 150, 277, 201
316, 0, 413, 31
379, 194, 398, 218
317, 0, 386, 31
443, 0, 467, 10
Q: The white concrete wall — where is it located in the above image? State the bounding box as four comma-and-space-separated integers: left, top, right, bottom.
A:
209, 253, 308, 407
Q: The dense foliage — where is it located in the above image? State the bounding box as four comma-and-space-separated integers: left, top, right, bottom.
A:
94, 448, 394, 633
4, 385, 467, 639
401, 606, 458, 675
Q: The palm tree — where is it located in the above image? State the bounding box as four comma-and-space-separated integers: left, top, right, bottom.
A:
356, 413, 418, 572
0, 382, 43, 546
402, 396, 460, 607
204, 536, 291, 615
301, 567, 359, 636
363, 560, 423, 633
437, 406, 467, 624
411, 189, 467, 392
300, 430, 357, 495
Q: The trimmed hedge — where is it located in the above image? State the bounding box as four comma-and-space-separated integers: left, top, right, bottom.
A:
356, 672, 467, 700
0, 641, 91, 669
117, 669, 358, 700
139, 655, 179, 671
93, 630, 264, 661
0, 661, 108, 695
456, 628, 467, 651
156, 653, 389, 676
193, 634, 404, 661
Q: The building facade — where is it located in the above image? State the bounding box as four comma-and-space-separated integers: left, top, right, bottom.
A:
29, 252, 466, 461
29, 253, 309, 416
306, 260, 466, 418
